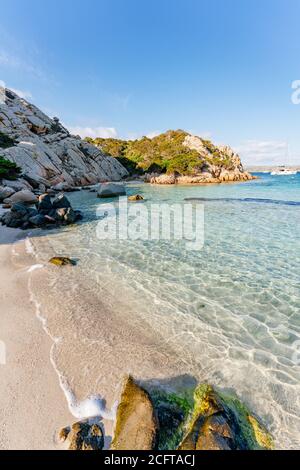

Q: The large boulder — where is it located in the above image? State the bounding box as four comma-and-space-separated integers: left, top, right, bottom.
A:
5, 189, 37, 205
178, 384, 273, 451
58, 420, 104, 450
1, 202, 34, 228
97, 183, 126, 198
0, 87, 128, 188
38, 193, 53, 213
53, 207, 76, 224
0, 186, 15, 201
110, 376, 158, 450
52, 193, 72, 209
1, 178, 33, 191
28, 214, 48, 227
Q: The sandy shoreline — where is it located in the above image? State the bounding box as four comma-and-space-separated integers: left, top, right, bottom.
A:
0, 221, 188, 450
0, 225, 73, 450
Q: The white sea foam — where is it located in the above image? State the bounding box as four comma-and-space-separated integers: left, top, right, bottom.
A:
25, 247, 117, 422
27, 264, 44, 273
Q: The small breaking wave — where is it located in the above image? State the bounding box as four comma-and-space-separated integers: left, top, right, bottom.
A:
185, 197, 300, 206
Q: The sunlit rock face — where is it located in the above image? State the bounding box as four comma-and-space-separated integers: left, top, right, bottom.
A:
0, 87, 128, 189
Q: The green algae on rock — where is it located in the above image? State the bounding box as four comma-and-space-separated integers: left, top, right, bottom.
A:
49, 257, 77, 266
178, 384, 274, 451
149, 388, 194, 450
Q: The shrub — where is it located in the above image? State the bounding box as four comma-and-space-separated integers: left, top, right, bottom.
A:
0, 131, 16, 149
0, 156, 22, 180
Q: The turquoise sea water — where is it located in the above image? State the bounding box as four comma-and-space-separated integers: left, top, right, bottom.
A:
30, 173, 300, 449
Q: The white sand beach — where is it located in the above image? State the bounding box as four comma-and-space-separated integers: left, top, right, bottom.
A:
0, 226, 73, 450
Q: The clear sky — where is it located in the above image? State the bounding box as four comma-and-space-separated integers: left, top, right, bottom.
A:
1, 0, 300, 165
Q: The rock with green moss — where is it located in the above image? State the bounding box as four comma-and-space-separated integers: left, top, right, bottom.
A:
110, 375, 158, 450
150, 388, 194, 450
128, 194, 144, 201
49, 257, 76, 266
178, 384, 274, 451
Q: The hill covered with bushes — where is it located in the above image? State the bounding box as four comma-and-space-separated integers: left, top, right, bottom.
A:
85, 130, 254, 184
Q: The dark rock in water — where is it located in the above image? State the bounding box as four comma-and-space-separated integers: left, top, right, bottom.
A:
110, 375, 158, 450
1, 204, 30, 228
53, 207, 66, 222
27, 207, 38, 218
53, 207, 76, 224
11, 202, 28, 217
49, 257, 76, 266
74, 210, 83, 221
178, 384, 274, 451
59, 420, 104, 451
52, 193, 71, 209
2, 187, 82, 229
64, 207, 76, 224
97, 183, 126, 198
2, 203, 11, 209
28, 214, 48, 226
38, 193, 53, 214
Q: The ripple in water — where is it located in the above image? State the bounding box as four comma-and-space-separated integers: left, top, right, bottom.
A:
29, 174, 300, 449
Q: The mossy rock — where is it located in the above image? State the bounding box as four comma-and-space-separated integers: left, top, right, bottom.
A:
150, 388, 194, 450
49, 257, 76, 266
128, 194, 144, 201
178, 384, 274, 450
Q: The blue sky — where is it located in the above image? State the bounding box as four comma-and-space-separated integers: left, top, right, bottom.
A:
1, 0, 300, 165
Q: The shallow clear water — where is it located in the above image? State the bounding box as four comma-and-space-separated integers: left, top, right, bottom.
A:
29, 173, 300, 449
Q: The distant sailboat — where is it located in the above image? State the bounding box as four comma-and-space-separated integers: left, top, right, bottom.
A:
271, 143, 298, 175
271, 167, 297, 176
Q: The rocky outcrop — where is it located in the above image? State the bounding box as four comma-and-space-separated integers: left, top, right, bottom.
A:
178, 384, 273, 451
0, 87, 128, 190
59, 420, 104, 450
1, 193, 82, 229
110, 376, 158, 450
144, 133, 255, 184
146, 171, 255, 185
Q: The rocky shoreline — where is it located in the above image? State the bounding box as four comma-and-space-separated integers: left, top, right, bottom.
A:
59, 376, 273, 451
144, 171, 256, 185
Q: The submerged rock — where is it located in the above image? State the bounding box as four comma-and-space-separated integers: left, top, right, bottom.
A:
97, 182, 126, 198
59, 420, 104, 451
110, 375, 158, 450
49, 257, 77, 266
128, 194, 144, 201
178, 384, 274, 451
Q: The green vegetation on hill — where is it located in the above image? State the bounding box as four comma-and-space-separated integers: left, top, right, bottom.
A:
0, 156, 21, 180
0, 131, 16, 149
85, 130, 235, 176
